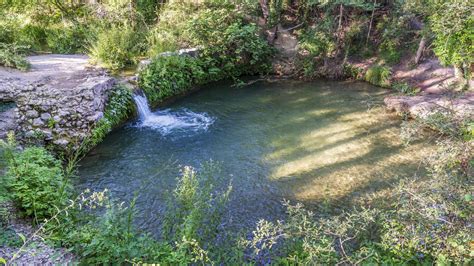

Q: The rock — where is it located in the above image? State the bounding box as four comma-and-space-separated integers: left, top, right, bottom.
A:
53, 138, 69, 146
40, 129, 53, 140
26, 110, 38, 118
384, 92, 474, 120
40, 113, 52, 121
24, 130, 36, 138
32, 118, 44, 127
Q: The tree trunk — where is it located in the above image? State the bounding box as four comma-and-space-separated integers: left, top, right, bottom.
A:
259, 0, 269, 24
366, 0, 376, 47
414, 36, 426, 65
338, 4, 343, 31
454, 65, 463, 79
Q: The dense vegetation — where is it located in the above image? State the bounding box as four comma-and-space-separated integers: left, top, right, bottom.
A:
0, 0, 472, 264
1, 1, 472, 80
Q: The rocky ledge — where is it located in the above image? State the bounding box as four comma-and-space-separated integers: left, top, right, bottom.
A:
0, 55, 116, 150
384, 92, 474, 120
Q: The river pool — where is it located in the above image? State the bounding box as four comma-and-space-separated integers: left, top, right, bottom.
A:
77, 79, 429, 235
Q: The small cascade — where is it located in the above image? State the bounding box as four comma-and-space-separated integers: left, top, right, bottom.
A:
133, 93, 153, 120
132, 92, 214, 136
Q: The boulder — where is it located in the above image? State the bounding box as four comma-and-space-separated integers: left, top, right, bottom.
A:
384, 92, 474, 120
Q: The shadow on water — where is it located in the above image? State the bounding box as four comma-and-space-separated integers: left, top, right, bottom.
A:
76, 79, 432, 235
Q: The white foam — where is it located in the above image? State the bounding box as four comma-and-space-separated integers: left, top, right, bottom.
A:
133, 94, 214, 136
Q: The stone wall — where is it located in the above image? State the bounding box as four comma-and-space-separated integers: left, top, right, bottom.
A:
0, 55, 116, 150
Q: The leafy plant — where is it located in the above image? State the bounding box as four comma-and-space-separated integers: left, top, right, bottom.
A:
65, 197, 168, 265
45, 24, 88, 54
379, 39, 401, 65
1, 141, 71, 224
0, 43, 30, 71
164, 162, 232, 246
365, 65, 391, 87
430, 1, 473, 78
139, 55, 200, 105
0, 227, 21, 248
90, 26, 144, 70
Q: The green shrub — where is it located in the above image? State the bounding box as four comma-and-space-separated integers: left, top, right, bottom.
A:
187, 8, 272, 77
139, 55, 204, 104
343, 63, 364, 80
47, 163, 231, 264
146, 3, 195, 56
64, 198, 169, 264
89, 84, 135, 145
243, 202, 387, 264
16, 23, 47, 51
365, 65, 391, 87
394, 113, 473, 264
2, 144, 71, 224
381, 149, 472, 263
379, 39, 401, 65
90, 26, 144, 70
298, 28, 335, 59
430, 2, 473, 71
0, 43, 30, 71
0, 23, 15, 44
0, 227, 22, 248
163, 162, 232, 245
45, 24, 88, 54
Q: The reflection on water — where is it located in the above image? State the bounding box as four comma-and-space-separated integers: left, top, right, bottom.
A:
77, 80, 430, 235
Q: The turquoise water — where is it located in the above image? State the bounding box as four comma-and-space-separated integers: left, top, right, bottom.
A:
77, 80, 429, 235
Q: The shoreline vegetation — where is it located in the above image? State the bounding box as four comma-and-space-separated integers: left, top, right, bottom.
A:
0, 0, 472, 264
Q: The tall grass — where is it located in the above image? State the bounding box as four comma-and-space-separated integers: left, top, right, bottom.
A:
365, 65, 391, 87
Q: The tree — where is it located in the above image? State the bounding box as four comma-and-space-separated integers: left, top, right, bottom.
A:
429, 1, 473, 81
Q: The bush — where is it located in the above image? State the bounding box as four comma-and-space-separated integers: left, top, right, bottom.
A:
146, 3, 196, 56
64, 197, 168, 265
88, 85, 134, 146
90, 26, 144, 70
45, 24, 88, 54
139, 55, 205, 104
187, 7, 273, 77
0, 43, 30, 71
365, 65, 391, 87
394, 113, 473, 264
243, 202, 386, 264
430, 2, 473, 71
163, 162, 232, 245
379, 39, 401, 65
16, 23, 47, 51
343, 63, 364, 80
1, 141, 71, 224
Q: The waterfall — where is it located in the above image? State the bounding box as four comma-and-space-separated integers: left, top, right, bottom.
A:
132, 92, 215, 136
133, 93, 152, 121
